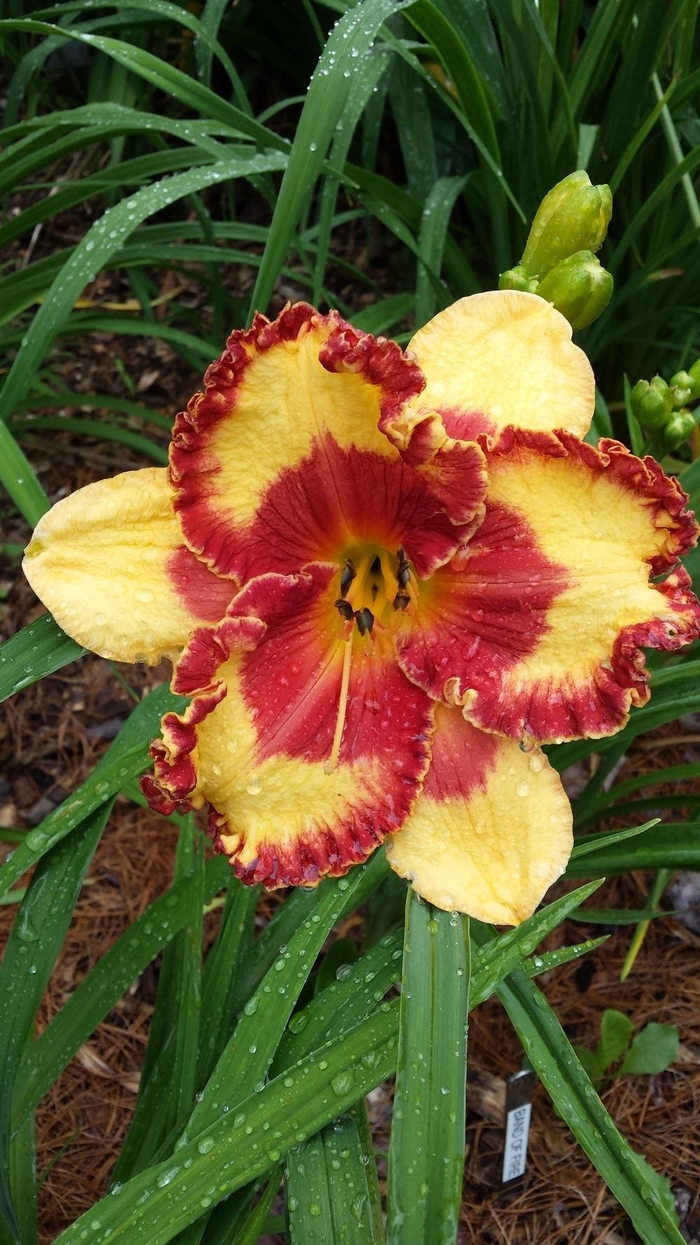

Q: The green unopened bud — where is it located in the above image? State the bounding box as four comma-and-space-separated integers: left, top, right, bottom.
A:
630, 376, 674, 431
535, 251, 613, 330
498, 265, 539, 294
671, 366, 700, 404
662, 409, 696, 451
521, 171, 612, 279
689, 359, 700, 391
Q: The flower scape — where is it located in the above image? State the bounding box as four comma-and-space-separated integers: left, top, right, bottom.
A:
23, 291, 700, 924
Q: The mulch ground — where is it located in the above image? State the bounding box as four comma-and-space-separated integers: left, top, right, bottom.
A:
2, 198, 700, 1243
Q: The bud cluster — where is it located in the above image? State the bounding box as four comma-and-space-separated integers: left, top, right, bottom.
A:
630, 360, 700, 453
499, 171, 613, 331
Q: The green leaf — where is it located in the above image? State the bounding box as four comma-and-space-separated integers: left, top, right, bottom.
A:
249, 0, 411, 315
114, 818, 205, 1180
387, 896, 469, 1245
287, 1108, 384, 1243
485, 957, 686, 1244
0, 614, 86, 703
197, 881, 260, 1088
415, 176, 469, 327
598, 1009, 634, 1074
0, 155, 288, 444
52, 1004, 400, 1245
620, 1024, 679, 1076
0, 803, 111, 1237
183, 865, 385, 1146
0, 682, 183, 901
314, 938, 359, 997
567, 822, 700, 876
632, 1153, 680, 1227
13, 857, 231, 1128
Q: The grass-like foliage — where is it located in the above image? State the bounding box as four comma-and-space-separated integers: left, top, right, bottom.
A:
1, 0, 699, 1240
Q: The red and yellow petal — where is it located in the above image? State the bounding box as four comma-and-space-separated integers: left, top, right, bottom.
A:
397, 430, 700, 743
401, 290, 595, 443
170, 303, 474, 581
23, 468, 236, 663
385, 703, 572, 924
143, 566, 434, 887
230, 434, 483, 583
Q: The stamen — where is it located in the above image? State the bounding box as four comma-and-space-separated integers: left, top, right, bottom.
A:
326, 635, 353, 772
354, 606, 374, 636
393, 592, 411, 611
335, 598, 354, 623
339, 559, 356, 598
396, 546, 411, 590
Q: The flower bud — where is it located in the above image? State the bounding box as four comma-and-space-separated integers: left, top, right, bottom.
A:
662, 409, 696, 451
534, 251, 613, 330
671, 366, 700, 404
521, 171, 612, 279
630, 376, 674, 431
498, 265, 539, 294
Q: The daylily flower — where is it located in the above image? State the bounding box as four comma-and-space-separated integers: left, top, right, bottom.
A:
23, 292, 700, 924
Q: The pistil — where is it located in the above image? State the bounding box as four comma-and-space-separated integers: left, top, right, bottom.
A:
325, 634, 353, 772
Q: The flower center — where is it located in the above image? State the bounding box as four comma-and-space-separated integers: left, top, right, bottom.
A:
333, 544, 416, 636
325, 545, 417, 773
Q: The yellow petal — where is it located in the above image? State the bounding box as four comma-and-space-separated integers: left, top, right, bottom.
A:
448, 430, 700, 742
386, 705, 572, 924
23, 468, 234, 663
407, 290, 594, 440
171, 303, 427, 580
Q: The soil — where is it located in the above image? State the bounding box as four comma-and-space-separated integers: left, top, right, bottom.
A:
2, 199, 700, 1245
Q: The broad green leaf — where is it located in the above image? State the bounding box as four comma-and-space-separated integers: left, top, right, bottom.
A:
197, 881, 260, 1088
53, 1004, 401, 1245
249, 0, 411, 315
0, 613, 86, 703
0, 682, 183, 900
11, 416, 167, 465
567, 822, 700, 875
599, 1009, 634, 1074
0, 22, 287, 151
287, 1109, 384, 1243
387, 896, 469, 1245
0, 155, 288, 453
620, 1024, 679, 1076
0, 804, 111, 1237
0, 422, 49, 533
183, 860, 388, 1145
404, 0, 500, 162
13, 857, 231, 1128
231, 851, 389, 1014
273, 931, 403, 1075
415, 176, 469, 327
311, 42, 391, 306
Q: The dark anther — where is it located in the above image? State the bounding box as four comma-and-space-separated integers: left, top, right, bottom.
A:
339, 559, 356, 598
354, 607, 374, 636
393, 593, 411, 612
396, 545, 411, 589
369, 554, 381, 576
371, 583, 379, 602
335, 598, 355, 623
